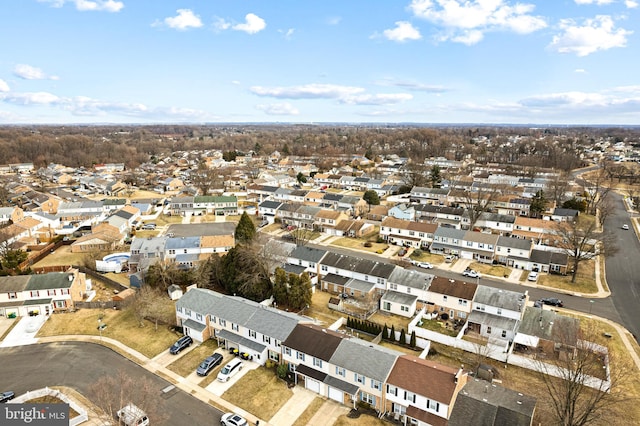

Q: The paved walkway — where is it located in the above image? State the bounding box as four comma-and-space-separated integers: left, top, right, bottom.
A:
307, 399, 350, 426
268, 386, 317, 426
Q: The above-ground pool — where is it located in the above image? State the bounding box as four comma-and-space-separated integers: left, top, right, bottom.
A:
102, 253, 130, 264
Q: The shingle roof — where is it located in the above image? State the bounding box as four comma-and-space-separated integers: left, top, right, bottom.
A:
282, 324, 347, 361
289, 246, 327, 263
428, 277, 478, 300
330, 338, 402, 382
496, 236, 533, 250
321, 252, 396, 280
26, 272, 75, 290
0, 275, 30, 292
387, 267, 434, 290
387, 355, 461, 404
473, 285, 527, 313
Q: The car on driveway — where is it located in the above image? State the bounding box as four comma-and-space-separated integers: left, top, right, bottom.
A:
217, 358, 244, 382
0, 391, 15, 403
196, 353, 223, 376
540, 298, 563, 307
397, 248, 407, 257
221, 412, 248, 426
527, 271, 539, 281
169, 335, 193, 355
462, 269, 481, 279
416, 262, 434, 269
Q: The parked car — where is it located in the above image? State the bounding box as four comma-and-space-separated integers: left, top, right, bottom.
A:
540, 298, 563, 307
397, 248, 407, 257
444, 255, 454, 263
221, 412, 248, 426
239, 352, 253, 361
622, 224, 629, 230
169, 335, 193, 355
462, 269, 481, 279
217, 358, 244, 382
196, 353, 224, 376
416, 262, 434, 269
0, 391, 15, 403
141, 223, 156, 230
533, 300, 543, 308
527, 271, 539, 281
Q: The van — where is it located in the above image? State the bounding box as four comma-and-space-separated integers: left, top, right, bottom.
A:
117, 403, 149, 426
217, 358, 244, 382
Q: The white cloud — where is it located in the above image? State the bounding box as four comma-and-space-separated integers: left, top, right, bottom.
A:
327, 16, 342, 26
14, 64, 59, 80
387, 81, 450, 93
278, 28, 295, 39
232, 13, 266, 34
409, 0, 547, 44
256, 103, 300, 115
250, 83, 365, 99
2, 92, 61, 105
626, 0, 638, 8
38, 0, 123, 12
383, 21, 422, 42
339, 93, 413, 105
549, 15, 632, 56
575, 68, 587, 73
574, 0, 614, 5
163, 9, 203, 31
0, 79, 9, 92
213, 17, 232, 31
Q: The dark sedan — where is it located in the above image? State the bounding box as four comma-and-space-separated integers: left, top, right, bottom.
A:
540, 298, 563, 307
196, 353, 223, 376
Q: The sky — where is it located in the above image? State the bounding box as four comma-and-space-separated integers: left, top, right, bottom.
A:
1, 0, 639, 125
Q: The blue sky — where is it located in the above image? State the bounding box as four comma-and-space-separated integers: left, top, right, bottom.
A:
1, 0, 639, 125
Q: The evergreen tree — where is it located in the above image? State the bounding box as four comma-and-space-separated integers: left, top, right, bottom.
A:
382, 324, 389, 340
288, 272, 312, 310
272, 268, 289, 306
429, 165, 442, 188
530, 190, 548, 218
390, 325, 396, 342
234, 211, 256, 244
410, 330, 416, 348
399, 328, 406, 345
362, 190, 380, 206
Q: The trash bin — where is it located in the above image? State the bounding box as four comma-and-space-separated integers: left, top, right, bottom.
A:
8, 312, 17, 319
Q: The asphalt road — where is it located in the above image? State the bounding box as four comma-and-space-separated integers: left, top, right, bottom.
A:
603, 192, 640, 342
0, 342, 222, 425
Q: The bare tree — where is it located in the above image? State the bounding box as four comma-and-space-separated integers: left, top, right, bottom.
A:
533, 322, 633, 426
458, 184, 503, 229
597, 194, 615, 228
582, 167, 612, 216
401, 161, 429, 191
129, 286, 175, 330
549, 170, 572, 206
554, 217, 616, 283
89, 371, 168, 425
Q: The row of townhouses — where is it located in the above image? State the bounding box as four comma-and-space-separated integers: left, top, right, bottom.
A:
175, 287, 537, 426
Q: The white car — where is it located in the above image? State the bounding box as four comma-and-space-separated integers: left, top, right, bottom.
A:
622, 224, 629, 230
462, 269, 481, 279
417, 262, 434, 269
217, 358, 244, 382
528, 271, 539, 281
221, 413, 248, 426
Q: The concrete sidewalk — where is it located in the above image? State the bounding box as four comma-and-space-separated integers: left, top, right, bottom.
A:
307, 399, 350, 426
268, 386, 317, 426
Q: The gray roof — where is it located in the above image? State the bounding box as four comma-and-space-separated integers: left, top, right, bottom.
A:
130, 236, 167, 255
183, 318, 207, 332
259, 200, 282, 209
321, 252, 396, 280
381, 290, 419, 305
478, 212, 516, 224
289, 246, 327, 263
529, 249, 568, 266
282, 264, 306, 275
0, 275, 31, 292
517, 307, 579, 345
165, 236, 201, 250
449, 378, 537, 426
345, 278, 376, 293
468, 310, 520, 332
463, 231, 499, 245
473, 285, 527, 313
217, 329, 267, 353
176, 287, 223, 314
166, 222, 235, 237
329, 338, 401, 382
411, 186, 450, 195
26, 272, 75, 290
433, 227, 467, 240
387, 267, 434, 290
497, 236, 533, 250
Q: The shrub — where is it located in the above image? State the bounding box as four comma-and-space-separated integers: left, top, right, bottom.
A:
413, 249, 423, 257
364, 241, 373, 248
277, 363, 288, 379
440, 313, 449, 321
376, 236, 385, 243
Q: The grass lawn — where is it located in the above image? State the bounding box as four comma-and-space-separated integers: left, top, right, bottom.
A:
37, 307, 179, 358
292, 397, 324, 426
330, 237, 388, 254
408, 251, 442, 265
469, 262, 511, 278
222, 367, 293, 420
378, 340, 422, 356
538, 259, 598, 294
368, 311, 411, 332
155, 214, 183, 226
102, 272, 130, 287
166, 339, 219, 377
0, 318, 19, 340
418, 319, 459, 337
306, 291, 344, 325
334, 414, 386, 426
32, 245, 89, 268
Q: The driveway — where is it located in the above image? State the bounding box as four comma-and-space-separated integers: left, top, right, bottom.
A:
0, 314, 48, 348
205, 358, 260, 396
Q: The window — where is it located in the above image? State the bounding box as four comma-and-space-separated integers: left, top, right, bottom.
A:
466, 241, 473, 247
364, 275, 369, 282
336, 366, 345, 377
377, 278, 385, 285
389, 283, 397, 290
383, 302, 391, 310
458, 299, 467, 306
459, 311, 467, 319
249, 330, 256, 338
54, 300, 66, 308
476, 305, 485, 311
321, 265, 328, 272
360, 392, 375, 405
275, 340, 281, 347
427, 399, 440, 411
443, 295, 448, 302
371, 380, 381, 390
284, 347, 291, 356
401, 306, 409, 312
219, 318, 226, 327
60, 289, 69, 295
502, 330, 507, 338
355, 373, 365, 384
8, 292, 17, 300
210, 315, 216, 323
47, 289, 56, 296
497, 308, 502, 315
169, 249, 176, 255
196, 313, 202, 321
313, 357, 322, 368
263, 336, 271, 344
232, 323, 239, 331
404, 391, 416, 403
487, 326, 492, 334
296, 352, 305, 361
387, 384, 398, 396
30, 290, 39, 297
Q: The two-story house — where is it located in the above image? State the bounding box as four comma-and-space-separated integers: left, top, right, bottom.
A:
467, 286, 528, 344
385, 355, 468, 426
474, 212, 515, 235
494, 236, 533, 270
380, 268, 435, 318
379, 217, 437, 249
430, 227, 467, 257
459, 231, 499, 263
319, 252, 395, 294
424, 277, 478, 321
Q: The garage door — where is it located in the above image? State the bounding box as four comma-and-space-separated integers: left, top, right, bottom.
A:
328, 387, 343, 403
306, 378, 320, 393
